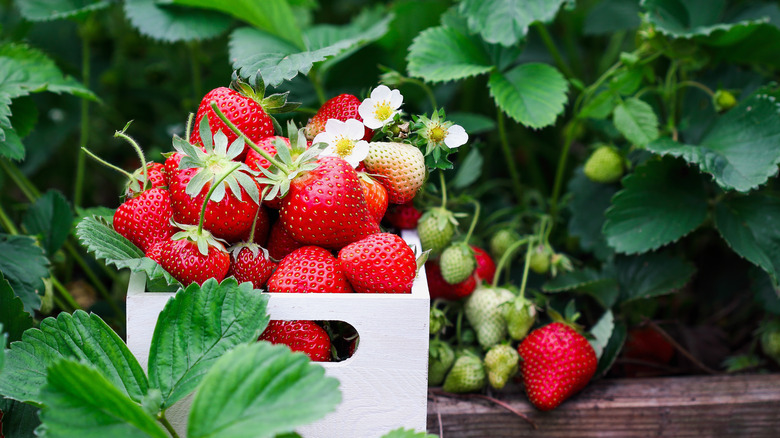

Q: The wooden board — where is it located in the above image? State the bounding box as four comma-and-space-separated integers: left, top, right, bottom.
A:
427, 374, 780, 437
127, 230, 430, 438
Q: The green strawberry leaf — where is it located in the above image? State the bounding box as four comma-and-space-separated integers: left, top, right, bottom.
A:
0, 323, 5, 373
645, 90, 780, 193
543, 268, 621, 309
447, 112, 496, 135
452, 148, 483, 189
488, 63, 569, 129
459, 0, 568, 47
641, 0, 774, 41
613, 97, 659, 146
0, 234, 49, 315
123, 0, 232, 43
187, 342, 341, 438
0, 43, 96, 160
406, 25, 494, 84
230, 9, 392, 87
38, 360, 168, 438
0, 398, 40, 438
17, 0, 111, 21
0, 273, 34, 344
21, 190, 72, 257
173, 0, 304, 47
615, 251, 695, 304
589, 310, 615, 359
603, 157, 708, 254
584, 0, 641, 35
75, 215, 179, 286
0, 310, 149, 405
750, 268, 780, 316
578, 89, 618, 120
149, 278, 270, 409
595, 320, 627, 377
714, 194, 780, 285
567, 167, 618, 260
381, 428, 438, 438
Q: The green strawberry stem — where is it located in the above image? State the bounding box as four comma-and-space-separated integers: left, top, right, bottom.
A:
462, 200, 481, 244
80, 147, 135, 181
208, 101, 288, 175
246, 186, 271, 243
184, 112, 194, 143
439, 171, 448, 208
491, 237, 530, 288
197, 162, 242, 235
518, 238, 535, 300
114, 122, 150, 191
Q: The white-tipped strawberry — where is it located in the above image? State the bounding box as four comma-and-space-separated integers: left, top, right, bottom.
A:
362, 142, 426, 204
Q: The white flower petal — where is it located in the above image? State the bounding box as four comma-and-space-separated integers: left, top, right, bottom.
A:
370, 85, 392, 101
347, 141, 369, 167
324, 118, 347, 134
444, 124, 468, 149
312, 131, 334, 147
358, 99, 380, 129
388, 89, 404, 109
344, 119, 366, 139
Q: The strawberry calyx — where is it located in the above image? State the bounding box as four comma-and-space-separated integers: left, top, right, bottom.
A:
546, 300, 586, 335
230, 74, 301, 115
173, 117, 260, 205
170, 221, 228, 257
227, 241, 270, 261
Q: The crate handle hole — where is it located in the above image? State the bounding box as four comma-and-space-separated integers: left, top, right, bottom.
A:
258, 319, 359, 363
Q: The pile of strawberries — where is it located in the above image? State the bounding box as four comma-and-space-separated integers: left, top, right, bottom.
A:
110, 78, 429, 362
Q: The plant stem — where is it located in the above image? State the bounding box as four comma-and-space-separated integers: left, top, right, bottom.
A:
533, 23, 576, 80
51, 276, 82, 311
491, 237, 529, 287
496, 110, 523, 202
549, 120, 578, 221
676, 80, 715, 97
598, 31, 626, 76
198, 163, 242, 235
0, 158, 40, 200
209, 102, 289, 174
518, 238, 535, 300
114, 126, 149, 190
74, 17, 93, 209
158, 413, 180, 438
462, 200, 480, 244
187, 42, 202, 103
0, 203, 19, 234
310, 67, 326, 105
81, 147, 135, 180
439, 171, 448, 208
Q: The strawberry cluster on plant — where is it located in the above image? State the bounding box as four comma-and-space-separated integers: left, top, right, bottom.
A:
78, 76, 478, 363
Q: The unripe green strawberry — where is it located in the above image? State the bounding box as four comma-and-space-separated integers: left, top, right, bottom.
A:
417, 207, 456, 256
464, 286, 516, 349
428, 339, 455, 386
760, 320, 780, 366
429, 306, 449, 335
440, 243, 476, 284
442, 352, 486, 393
501, 296, 537, 341
583, 146, 623, 184
489, 228, 521, 261
713, 89, 737, 112
529, 245, 552, 275
484, 344, 519, 390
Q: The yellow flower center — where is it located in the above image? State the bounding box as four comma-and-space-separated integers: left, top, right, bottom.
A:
429, 125, 447, 143
374, 102, 394, 121
335, 137, 355, 156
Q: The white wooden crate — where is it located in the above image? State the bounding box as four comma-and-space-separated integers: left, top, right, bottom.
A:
126, 229, 430, 438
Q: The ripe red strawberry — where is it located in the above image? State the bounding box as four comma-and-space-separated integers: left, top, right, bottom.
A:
267, 246, 353, 293
362, 142, 426, 204
425, 261, 476, 301
163, 151, 185, 185
189, 87, 274, 159
124, 162, 167, 198
113, 187, 175, 253
266, 219, 304, 261
145, 240, 167, 263
358, 172, 388, 224
227, 243, 276, 289
170, 167, 259, 243
158, 225, 230, 286
240, 206, 271, 246
383, 201, 422, 229
279, 156, 379, 249
518, 322, 598, 411
338, 232, 417, 294
472, 246, 496, 283
258, 320, 331, 362
305, 93, 373, 142
245, 136, 286, 175
622, 326, 675, 377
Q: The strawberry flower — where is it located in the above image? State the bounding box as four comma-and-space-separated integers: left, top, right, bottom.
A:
312, 118, 370, 168
358, 85, 403, 129
416, 110, 468, 150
